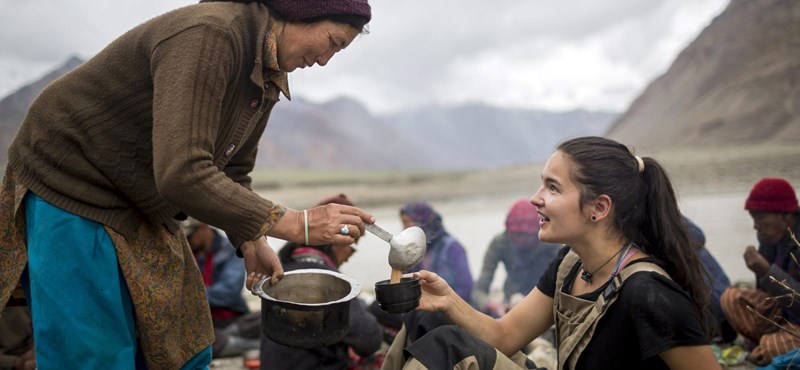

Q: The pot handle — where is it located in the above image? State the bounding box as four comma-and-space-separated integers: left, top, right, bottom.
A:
251, 276, 271, 297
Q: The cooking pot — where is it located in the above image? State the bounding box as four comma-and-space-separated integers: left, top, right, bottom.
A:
252, 269, 361, 348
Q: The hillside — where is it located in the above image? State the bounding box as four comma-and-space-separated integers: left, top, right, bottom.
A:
606, 0, 800, 151
0, 59, 614, 170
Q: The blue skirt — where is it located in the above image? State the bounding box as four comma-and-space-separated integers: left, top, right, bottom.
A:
21, 193, 211, 370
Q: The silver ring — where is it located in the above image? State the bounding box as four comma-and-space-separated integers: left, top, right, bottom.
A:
340, 225, 350, 235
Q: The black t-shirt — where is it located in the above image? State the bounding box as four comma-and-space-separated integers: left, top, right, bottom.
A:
537, 246, 709, 370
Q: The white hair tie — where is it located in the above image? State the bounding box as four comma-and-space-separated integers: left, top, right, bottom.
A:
635, 156, 644, 173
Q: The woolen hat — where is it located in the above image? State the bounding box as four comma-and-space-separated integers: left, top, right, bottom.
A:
745, 177, 799, 213
267, 0, 371, 23
505, 199, 540, 234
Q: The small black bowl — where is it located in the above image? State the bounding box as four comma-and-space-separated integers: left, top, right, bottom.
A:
374, 277, 421, 314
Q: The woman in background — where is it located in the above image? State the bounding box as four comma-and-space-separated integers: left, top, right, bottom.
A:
400, 201, 474, 303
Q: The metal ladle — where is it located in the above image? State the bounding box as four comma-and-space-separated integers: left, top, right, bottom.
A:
365, 224, 427, 284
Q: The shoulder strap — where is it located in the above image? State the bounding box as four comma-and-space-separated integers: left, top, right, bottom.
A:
554, 250, 581, 295
602, 260, 671, 301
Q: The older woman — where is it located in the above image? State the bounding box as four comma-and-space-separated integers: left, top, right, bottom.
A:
384, 137, 720, 370
0, 0, 373, 368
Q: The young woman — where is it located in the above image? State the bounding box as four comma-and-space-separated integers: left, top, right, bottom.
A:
385, 136, 720, 370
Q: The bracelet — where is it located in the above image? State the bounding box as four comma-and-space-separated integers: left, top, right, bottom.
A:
303, 209, 309, 245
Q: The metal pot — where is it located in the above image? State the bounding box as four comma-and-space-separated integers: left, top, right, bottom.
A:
252, 269, 361, 348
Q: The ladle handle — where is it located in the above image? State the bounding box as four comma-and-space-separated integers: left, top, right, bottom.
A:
365, 223, 393, 243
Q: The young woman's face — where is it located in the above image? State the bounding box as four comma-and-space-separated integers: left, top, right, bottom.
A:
530, 151, 591, 245
277, 20, 359, 72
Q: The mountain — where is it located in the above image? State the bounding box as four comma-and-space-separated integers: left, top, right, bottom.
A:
385, 105, 615, 169
606, 0, 800, 150
0, 56, 84, 164
0, 58, 615, 170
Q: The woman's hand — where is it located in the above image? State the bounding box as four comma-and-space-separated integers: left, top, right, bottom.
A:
268, 205, 375, 246
416, 270, 456, 312
240, 237, 284, 290
305, 204, 374, 245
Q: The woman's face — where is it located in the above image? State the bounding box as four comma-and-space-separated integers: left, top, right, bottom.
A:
276, 20, 359, 72
530, 151, 592, 245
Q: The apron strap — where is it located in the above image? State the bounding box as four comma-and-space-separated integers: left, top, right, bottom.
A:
554, 250, 672, 370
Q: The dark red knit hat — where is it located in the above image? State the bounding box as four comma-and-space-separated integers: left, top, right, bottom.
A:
505, 199, 540, 234
745, 177, 799, 213
267, 0, 371, 23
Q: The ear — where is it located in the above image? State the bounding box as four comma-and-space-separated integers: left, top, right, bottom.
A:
589, 194, 613, 222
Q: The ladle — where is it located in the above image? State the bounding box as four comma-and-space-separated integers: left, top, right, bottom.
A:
365, 224, 427, 284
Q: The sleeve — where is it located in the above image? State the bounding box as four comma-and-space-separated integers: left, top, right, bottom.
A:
536, 245, 571, 297
472, 235, 503, 307
206, 240, 247, 311
622, 273, 709, 360
148, 24, 280, 248
343, 298, 382, 357
758, 264, 800, 318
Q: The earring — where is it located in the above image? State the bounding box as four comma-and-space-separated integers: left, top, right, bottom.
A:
591, 215, 597, 222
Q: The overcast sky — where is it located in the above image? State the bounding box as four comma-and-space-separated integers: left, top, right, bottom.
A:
1, 0, 728, 114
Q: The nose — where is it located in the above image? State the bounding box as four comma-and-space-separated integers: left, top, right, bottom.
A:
530, 186, 544, 207
316, 50, 336, 67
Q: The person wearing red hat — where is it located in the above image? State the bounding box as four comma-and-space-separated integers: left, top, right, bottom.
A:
0, 0, 374, 368
720, 177, 800, 365
472, 199, 560, 317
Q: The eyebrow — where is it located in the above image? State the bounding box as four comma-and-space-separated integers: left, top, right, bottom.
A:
541, 175, 561, 187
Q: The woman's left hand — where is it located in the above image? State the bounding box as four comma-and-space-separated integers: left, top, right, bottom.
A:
240, 237, 284, 290
416, 270, 456, 312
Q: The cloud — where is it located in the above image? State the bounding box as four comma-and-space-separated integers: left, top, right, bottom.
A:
0, 0, 729, 114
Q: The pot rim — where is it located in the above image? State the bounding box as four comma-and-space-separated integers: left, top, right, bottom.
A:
251, 268, 361, 307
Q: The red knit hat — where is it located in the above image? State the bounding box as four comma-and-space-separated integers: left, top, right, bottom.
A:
267, 0, 371, 23
744, 177, 799, 213
505, 199, 540, 234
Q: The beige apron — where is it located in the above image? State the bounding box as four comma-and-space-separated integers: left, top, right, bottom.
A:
553, 251, 670, 370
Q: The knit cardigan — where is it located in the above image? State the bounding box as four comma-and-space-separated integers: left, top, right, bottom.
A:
8, 2, 288, 248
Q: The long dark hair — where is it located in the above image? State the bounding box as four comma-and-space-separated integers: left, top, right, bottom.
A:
557, 136, 709, 322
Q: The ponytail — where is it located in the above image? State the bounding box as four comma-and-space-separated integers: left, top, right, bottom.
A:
557, 136, 709, 325
638, 158, 709, 319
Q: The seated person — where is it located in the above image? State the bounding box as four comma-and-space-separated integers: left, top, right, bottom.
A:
684, 217, 735, 343
260, 194, 382, 370
473, 199, 560, 316
720, 177, 800, 365
382, 137, 719, 370
401, 201, 474, 303
184, 219, 259, 358
0, 307, 35, 370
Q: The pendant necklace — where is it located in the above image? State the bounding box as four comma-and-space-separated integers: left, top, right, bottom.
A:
580, 244, 626, 284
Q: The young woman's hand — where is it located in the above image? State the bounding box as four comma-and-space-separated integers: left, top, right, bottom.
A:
415, 270, 456, 312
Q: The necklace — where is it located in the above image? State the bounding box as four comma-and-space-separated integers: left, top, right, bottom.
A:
580, 245, 626, 284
